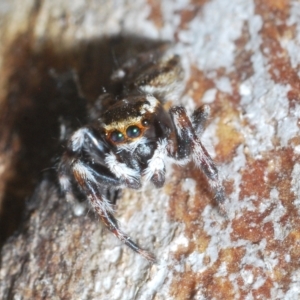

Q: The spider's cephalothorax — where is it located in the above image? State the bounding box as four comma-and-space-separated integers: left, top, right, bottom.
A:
58, 49, 226, 262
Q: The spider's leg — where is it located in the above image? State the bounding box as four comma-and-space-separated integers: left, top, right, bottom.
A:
72, 160, 156, 262
191, 104, 210, 136
58, 127, 101, 202
191, 136, 226, 215
95, 209, 156, 263
59, 127, 155, 261
169, 106, 226, 215
169, 106, 194, 160
59, 126, 141, 192
58, 154, 80, 203
104, 186, 121, 205
104, 152, 142, 189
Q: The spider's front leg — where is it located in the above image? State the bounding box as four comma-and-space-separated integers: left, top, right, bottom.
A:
169, 105, 226, 215
72, 161, 156, 262
59, 127, 156, 262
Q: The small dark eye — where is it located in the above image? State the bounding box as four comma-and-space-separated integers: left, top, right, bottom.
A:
110, 130, 124, 143
142, 119, 150, 127
126, 125, 141, 138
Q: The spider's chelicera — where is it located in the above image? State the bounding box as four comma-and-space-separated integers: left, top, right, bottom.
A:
58, 49, 226, 263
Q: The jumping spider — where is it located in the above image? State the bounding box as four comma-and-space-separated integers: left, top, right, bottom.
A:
58, 47, 226, 263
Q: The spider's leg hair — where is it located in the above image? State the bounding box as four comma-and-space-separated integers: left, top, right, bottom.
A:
72, 160, 156, 262
68, 127, 105, 153
191, 104, 210, 136
168, 106, 194, 161
98, 210, 156, 263
169, 105, 226, 215
59, 126, 123, 202
72, 161, 119, 213
192, 139, 226, 215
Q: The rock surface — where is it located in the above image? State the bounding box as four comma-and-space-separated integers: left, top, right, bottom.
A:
0, 0, 300, 299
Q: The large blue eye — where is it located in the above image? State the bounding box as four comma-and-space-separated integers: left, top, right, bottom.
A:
111, 130, 124, 143
126, 125, 141, 138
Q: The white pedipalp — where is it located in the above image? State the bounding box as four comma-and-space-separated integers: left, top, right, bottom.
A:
143, 139, 168, 182
105, 152, 140, 182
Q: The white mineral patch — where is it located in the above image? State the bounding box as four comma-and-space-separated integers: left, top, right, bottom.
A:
291, 163, 300, 215
215, 76, 232, 94
215, 261, 228, 277
284, 1, 300, 69
241, 268, 254, 285
186, 251, 205, 272
202, 88, 217, 103
285, 270, 300, 299
180, 0, 254, 73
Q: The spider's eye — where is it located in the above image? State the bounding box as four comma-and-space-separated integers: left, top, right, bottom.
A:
142, 119, 150, 127
126, 125, 141, 138
110, 130, 124, 143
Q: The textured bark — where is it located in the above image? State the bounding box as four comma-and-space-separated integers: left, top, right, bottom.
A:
1, 0, 300, 299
